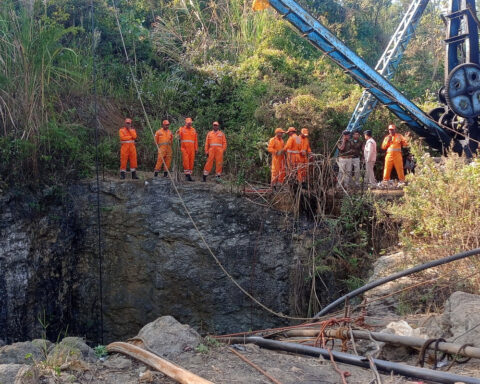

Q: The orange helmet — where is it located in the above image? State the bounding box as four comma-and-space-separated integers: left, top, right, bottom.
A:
274, 128, 285, 134
125, 118, 132, 124
301, 128, 309, 136
162, 120, 170, 125
287, 127, 297, 133
185, 117, 193, 123
388, 124, 396, 130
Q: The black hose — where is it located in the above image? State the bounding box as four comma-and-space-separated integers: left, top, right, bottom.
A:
315, 247, 480, 318
225, 337, 480, 384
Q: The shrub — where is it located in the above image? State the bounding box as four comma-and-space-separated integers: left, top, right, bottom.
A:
389, 147, 480, 301
391, 150, 480, 255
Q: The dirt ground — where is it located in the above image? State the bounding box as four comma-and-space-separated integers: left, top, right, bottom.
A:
36, 341, 475, 384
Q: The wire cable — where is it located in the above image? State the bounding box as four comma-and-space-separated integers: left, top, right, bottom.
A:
90, 0, 104, 344
315, 247, 480, 318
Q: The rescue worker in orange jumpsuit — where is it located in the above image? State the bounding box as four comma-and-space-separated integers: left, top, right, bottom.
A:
154, 120, 173, 177
177, 117, 198, 181
119, 118, 139, 179
203, 121, 227, 182
299, 128, 312, 184
381, 124, 409, 185
267, 128, 286, 188
283, 127, 302, 181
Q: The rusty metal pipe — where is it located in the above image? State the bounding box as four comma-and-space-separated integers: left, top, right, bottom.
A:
281, 328, 480, 360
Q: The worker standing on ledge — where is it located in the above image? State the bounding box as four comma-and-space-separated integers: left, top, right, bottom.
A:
381, 124, 409, 186
299, 128, 312, 185
177, 117, 198, 181
203, 121, 227, 182
267, 128, 286, 189
363, 130, 377, 187
283, 127, 302, 181
119, 118, 139, 180
154, 120, 173, 178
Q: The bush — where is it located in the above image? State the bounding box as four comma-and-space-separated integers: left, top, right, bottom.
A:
389, 148, 480, 301
391, 150, 480, 255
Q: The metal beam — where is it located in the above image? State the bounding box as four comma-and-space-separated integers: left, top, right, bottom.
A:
346, 0, 430, 132
268, 0, 452, 150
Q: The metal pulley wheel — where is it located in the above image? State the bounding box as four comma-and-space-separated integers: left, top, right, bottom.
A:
437, 87, 446, 105
438, 110, 464, 137
445, 63, 480, 118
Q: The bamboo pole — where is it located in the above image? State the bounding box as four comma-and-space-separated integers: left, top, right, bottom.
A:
280, 328, 480, 359
106, 342, 214, 384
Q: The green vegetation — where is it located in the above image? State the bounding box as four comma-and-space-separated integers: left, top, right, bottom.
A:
94, 345, 108, 358
391, 148, 480, 259
0, 0, 446, 185
389, 147, 480, 307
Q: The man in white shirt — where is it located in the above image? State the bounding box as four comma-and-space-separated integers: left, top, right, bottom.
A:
363, 130, 377, 186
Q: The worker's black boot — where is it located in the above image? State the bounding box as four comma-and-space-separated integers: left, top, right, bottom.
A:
120, 171, 126, 180
163, 171, 168, 178
154, 171, 158, 177
186, 174, 194, 182
202, 175, 207, 182
132, 171, 139, 179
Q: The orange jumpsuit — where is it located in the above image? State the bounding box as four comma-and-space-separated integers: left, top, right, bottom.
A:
177, 125, 198, 175
119, 126, 137, 171
154, 128, 173, 172
267, 136, 285, 185
203, 130, 227, 176
283, 134, 302, 181
299, 136, 312, 182
381, 133, 408, 181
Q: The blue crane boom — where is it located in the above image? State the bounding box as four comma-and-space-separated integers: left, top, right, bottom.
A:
346, 0, 430, 133
265, 0, 452, 151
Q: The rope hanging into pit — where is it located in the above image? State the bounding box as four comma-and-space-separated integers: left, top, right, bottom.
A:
90, 0, 104, 344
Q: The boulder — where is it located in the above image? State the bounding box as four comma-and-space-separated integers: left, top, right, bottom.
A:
442, 291, 480, 346
136, 316, 201, 358
48, 337, 96, 364
0, 364, 24, 384
31, 339, 52, 354
0, 364, 37, 384
364, 252, 414, 326
0, 342, 43, 365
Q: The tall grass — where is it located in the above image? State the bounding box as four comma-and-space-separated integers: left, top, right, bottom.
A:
150, 0, 275, 66
0, 1, 85, 183
0, 3, 79, 139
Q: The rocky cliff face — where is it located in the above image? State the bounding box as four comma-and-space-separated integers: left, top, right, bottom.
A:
1, 180, 309, 344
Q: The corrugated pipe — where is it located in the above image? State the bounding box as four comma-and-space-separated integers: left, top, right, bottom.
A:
223, 336, 480, 384
315, 247, 480, 318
